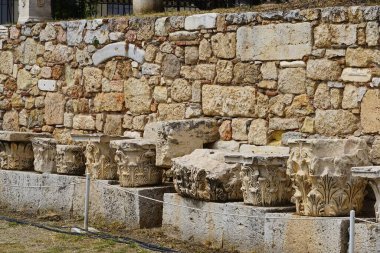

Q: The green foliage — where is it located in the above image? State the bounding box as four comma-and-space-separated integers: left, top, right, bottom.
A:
52, 0, 98, 20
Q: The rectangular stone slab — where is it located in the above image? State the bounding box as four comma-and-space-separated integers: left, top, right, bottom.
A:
0, 131, 51, 142
0, 170, 174, 229
71, 134, 128, 143
352, 166, 380, 178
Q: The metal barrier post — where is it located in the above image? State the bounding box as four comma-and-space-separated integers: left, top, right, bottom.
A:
84, 173, 90, 231
349, 210, 355, 253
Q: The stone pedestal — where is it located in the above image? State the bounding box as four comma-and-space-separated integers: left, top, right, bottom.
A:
225, 153, 292, 207
0, 131, 50, 171
72, 134, 127, 180
56, 145, 85, 175
352, 166, 380, 221
133, 0, 163, 15
110, 139, 162, 187
172, 149, 242, 202
32, 138, 57, 173
18, 0, 52, 24
287, 138, 371, 217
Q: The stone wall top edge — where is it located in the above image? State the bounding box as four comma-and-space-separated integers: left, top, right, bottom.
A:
4, 5, 380, 30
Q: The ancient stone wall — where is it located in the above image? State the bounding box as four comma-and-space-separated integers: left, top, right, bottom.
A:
1, 6, 380, 161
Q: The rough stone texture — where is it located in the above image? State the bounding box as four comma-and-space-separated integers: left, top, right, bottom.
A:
211, 33, 236, 59
172, 149, 242, 201
0, 170, 173, 229
354, 223, 378, 253
219, 120, 232, 141
278, 68, 306, 94
32, 138, 57, 173
315, 109, 358, 136
162, 54, 181, 78
248, 119, 268, 145
361, 89, 380, 134
231, 118, 250, 141
237, 23, 312, 61
264, 213, 349, 253
202, 85, 256, 117
157, 103, 186, 121
0, 51, 13, 75
184, 13, 218, 30
346, 48, 380, 67
288, 138, 370, 216
314, 24, 357, 47
341, 68, 372, 82
83, 67, 102, 93
56, 145, 85, 175
44, 93, 65, 125
163, 193, 295, 252
94, 93, 124, 112
73, 115, 95, 130
171, 79, 191, 102
155, 119, 219, 168
124, 78, 152, 114
307, 59, 342, 81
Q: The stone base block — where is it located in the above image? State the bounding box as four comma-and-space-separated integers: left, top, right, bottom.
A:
354, 222, 379, 253
264, 213, 349, 253
0, 170, 174, 229
162, 193, 294, 252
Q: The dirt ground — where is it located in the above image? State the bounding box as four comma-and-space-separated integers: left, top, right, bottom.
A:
0, 209, 235, 253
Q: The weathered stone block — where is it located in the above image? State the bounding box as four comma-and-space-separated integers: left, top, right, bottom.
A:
264, 213, 349, 253
83, 67, 102, 93
172, 149, 242, 201
202, 85, 256, 117
124, 78, 152, 114
341, 68, 372, 82
72, 115, 95, 130
288, 138, 370, 216
171, 79, 191, 102
44, 93, 65, 125
248, 119, 268, 145
56, 145, 85, 175
157, 103, 186, 121
0, 51, 13, 75
237, 23, 312, 61
315, 109, 358, 136
314, 24, 357, 47
346, 48, 380, 67
110, 139, 163, 187
211, 33, 236, 59
278, 68, 306, 94
184, 13, 218, 30
32, 138, 57, 173
37, 79, 57, 92
307, 59, 342, 81
155, 119, 219, 168
231, 118, 250, 141
361, 89, 380, 134
94, 93, 124, 112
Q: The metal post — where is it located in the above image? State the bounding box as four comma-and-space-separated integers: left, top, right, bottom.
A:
349, 210, 355, 253
84, 173, 90, 231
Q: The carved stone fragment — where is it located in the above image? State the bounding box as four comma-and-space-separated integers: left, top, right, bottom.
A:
287, 138, 371, 216
0, 131, 50, 171
351, 166, 380, 221
72, 134, 126, 180
225, 153, 292, 207
32, 138, 57, 173
56, 145, 85, 175
110, 139, 162, 187
172, 149, 242, 202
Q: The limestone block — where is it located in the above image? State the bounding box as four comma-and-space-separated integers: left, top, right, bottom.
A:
84, 28, 109, 45
72, 134, 124, 180
171, 79, 191, 102
67, 20, 86, 46
110, 139, 163, 187
44, 44, 73, 64
278, 68, 306, 94
0, 51, 13, 75
314, 24, 357, 47
261, 62, 277, 80
202, 85, 256, 117
92, 42, 127, 66
279, 61, 306, 68
83, 67, 102, 93
215, 60, 233, 84
157, 103, 185, 121
237, 23, 312, 61
161, 54, 181, 78
39, 24, 56, 41
184, 46, 199, 65
315, 109, 358, 136
163, 193, 294, 252
155, 17, 169, 36
142, 63, 160, 76
210, 140, 240, 152
225, 153, 291, 206
2, 111, 19, 131
124, 78, 152, 114
346, 48, 380, 67
361, 90, 380, 134
17, 69, 32, 91
342, 85, 359, 109
32, 138, 57, 173
72, 115, 95, 130
56, 145, 85, 175
199, 39, 212, 61
94, 93, 124, 112
0, 170, 173, 229
341, 68, 372, 82
169, 31, 198, 41
155, 119, 219, 168
285, 94, 314, 117
239, 145, 290, 155
264, 213, 349, 253
306, 59, 342, 81
172, 149, 242, 201
180, 64, 216, 80
288, 138, 370, 216
44, 93, 65, 125
211, 33, 236, 59
37, 79, 57, 91
366, 21, 379, 46
248, 119, 268, 145
184, 13, 218, 30
104, 115, 123, 136
231, 118, 250, 141
354, 223, 378, 253
269, 118, 300, 131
